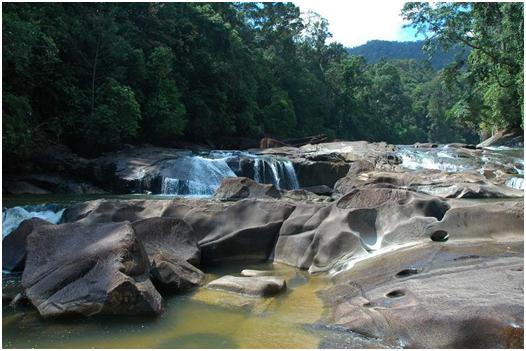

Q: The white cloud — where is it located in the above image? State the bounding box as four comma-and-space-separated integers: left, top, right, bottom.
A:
292, 0, 414, 47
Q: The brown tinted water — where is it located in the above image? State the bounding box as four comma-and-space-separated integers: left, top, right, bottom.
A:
2, 262, 341, 348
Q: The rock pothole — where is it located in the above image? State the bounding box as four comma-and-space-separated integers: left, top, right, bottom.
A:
430, 230, 449, 242
385, 289, 405, 298
395, 268, 419, 278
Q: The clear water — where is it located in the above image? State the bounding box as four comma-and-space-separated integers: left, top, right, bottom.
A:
2, 262, 353, 349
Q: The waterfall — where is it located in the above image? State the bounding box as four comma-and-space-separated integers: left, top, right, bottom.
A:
159, 155, 237, 195
158, 152, 300, 195
253, 157, 299, 190
505, 177, 524, 190
3, 204, 65, 239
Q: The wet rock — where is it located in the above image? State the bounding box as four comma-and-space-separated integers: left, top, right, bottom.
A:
2, 218, 51, 272
214, 177, 281, 201
240, 269, 275, 277
413, 142, 438, 148
22, 221, 162, 317
206, 275, 286, 297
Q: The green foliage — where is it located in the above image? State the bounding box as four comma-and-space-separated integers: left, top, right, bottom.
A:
2, 2, 521, 161
402, 2, 524, 132
2, 93, 35, 159
82, 79, 141, 152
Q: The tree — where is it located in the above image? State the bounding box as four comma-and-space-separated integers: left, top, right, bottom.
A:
402, 2, 524, 132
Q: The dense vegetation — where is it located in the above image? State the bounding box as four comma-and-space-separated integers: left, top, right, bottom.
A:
2, 2, 523, 161
347, 40, 469, 70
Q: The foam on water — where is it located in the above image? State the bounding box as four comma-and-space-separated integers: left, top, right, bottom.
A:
159, 151, 299, 195
398, 145, 525, 178
2, 204, 65, 238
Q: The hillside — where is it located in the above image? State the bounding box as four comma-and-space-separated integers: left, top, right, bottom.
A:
347, 40, 469, 69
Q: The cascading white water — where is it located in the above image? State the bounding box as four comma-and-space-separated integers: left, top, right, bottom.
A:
505, 177, 524, 190
397, 144, 524, 190
159, 155, 237, 195
2, 204, 65, 238
158, 152, 300, 195
253, 157, 299, 190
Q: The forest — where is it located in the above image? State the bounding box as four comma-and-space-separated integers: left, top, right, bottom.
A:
2, 2, 524, 161
347, 39, 469, 70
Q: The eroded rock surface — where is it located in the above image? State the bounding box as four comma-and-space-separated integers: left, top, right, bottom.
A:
323, 241, 524, 348
22, 221, 162, 317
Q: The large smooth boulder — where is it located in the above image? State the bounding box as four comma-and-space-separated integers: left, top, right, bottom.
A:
274, 188, 450, 273
333, 169, 523, 198
424, 200, 524, 241
206, 275, 286, 297
132, 217, 204, 292
293, 160, 350, 188
324, 240, 524, 348
150, 253, 205, 293
214, 177, 281, 201
22, 221, 163, 317
132, 217, 201, 265
2, 218, 50, 272
199, 199, 295, 264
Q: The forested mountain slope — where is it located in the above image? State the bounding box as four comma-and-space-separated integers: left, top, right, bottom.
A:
347, 40, 469, 69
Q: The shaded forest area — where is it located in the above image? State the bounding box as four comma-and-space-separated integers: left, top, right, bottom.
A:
2, 2, 524, 161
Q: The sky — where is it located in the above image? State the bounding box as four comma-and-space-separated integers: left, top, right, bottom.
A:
291, 0, 426, 48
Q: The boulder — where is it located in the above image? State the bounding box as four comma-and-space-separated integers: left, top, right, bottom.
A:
22, 221, 163, 317
2, 218, 50, 272
274, 188, 450, 272
199, 199, 295, 264
324, 240, 524, 348
132, 217, 201, 265
293, 160, 350, 188
240, 269, 275, 277
301, 185, 333, 196
424, 200, 523, 242
132, 217, 204, 292
333, 169, 524, 198
206, 275, 286, 297
214, 177, 281, 201
150, 253, 205, 293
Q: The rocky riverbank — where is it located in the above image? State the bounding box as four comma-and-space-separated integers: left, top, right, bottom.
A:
2, 139, 524, 348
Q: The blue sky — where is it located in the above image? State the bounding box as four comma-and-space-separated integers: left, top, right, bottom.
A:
292, 0, 426, 47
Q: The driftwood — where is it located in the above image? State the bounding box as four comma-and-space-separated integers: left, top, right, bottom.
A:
260, 134, 328, 149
